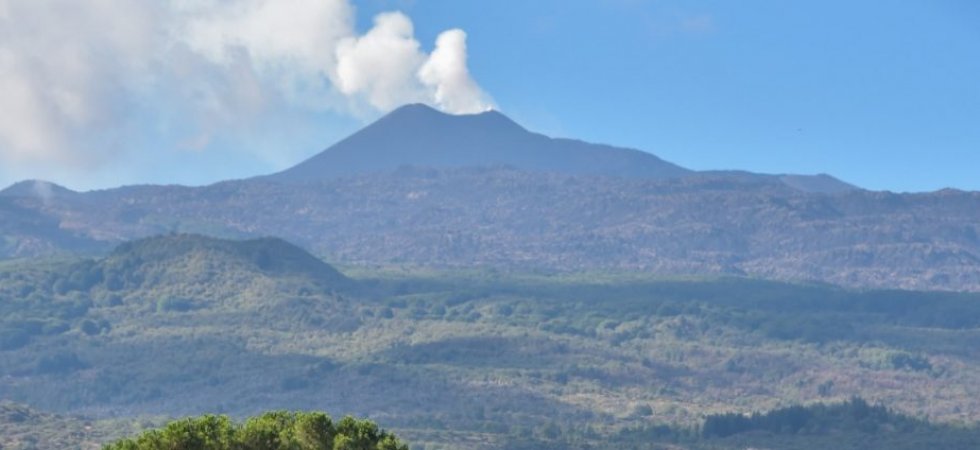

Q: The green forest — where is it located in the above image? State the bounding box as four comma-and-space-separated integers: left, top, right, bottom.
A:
2, 235, 980, 449
102, 411, 407, 450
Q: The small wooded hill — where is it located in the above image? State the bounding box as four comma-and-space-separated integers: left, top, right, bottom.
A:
0, 234, 353, 352
99, 234, 350, 291
40, 233, 351, 297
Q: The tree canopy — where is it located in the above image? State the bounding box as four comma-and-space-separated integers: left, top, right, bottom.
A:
102, 411, 408, 450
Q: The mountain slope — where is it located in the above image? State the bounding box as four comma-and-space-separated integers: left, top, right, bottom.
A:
0, 196, 103, 258
0, 169, 977, 291
779, 173, 857, 194
267, 104, 693, 182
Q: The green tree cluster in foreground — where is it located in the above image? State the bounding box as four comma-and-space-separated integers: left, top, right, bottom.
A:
102, 411, 408, 450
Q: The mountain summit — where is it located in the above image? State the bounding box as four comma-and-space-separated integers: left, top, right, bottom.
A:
267, 103, 693, 182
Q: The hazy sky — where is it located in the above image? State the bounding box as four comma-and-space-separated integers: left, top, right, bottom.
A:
0, 0, 977, 192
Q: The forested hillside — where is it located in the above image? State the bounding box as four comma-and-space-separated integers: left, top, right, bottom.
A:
2, 235, 980, 449
2, 169, 979, 291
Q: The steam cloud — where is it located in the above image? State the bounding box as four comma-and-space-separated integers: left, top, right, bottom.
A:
0, 0, 493, 171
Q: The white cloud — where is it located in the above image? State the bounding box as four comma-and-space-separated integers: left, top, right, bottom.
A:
0, 0, 493, 179
177, 0, 353, 108
0, 0, 161, 166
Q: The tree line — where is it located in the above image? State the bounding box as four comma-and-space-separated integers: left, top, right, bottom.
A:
103, 411, 408, 450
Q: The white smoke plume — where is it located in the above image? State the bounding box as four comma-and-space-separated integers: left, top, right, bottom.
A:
333, 12, 428, 111
0, 0, 493, 171
419, 29, 493, 114
30, 179, 55, 206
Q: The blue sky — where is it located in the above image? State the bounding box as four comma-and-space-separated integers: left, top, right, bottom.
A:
378, 0, 979, 192
0, 0, 977, 192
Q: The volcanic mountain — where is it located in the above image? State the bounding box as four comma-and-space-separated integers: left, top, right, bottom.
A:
266, 104, 854, 192
268, 104, 691, 182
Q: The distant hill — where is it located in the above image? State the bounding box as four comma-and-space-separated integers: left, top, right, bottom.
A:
694, 170, 857, 194
779, 173, 857, 194
0, 180, 78, 200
